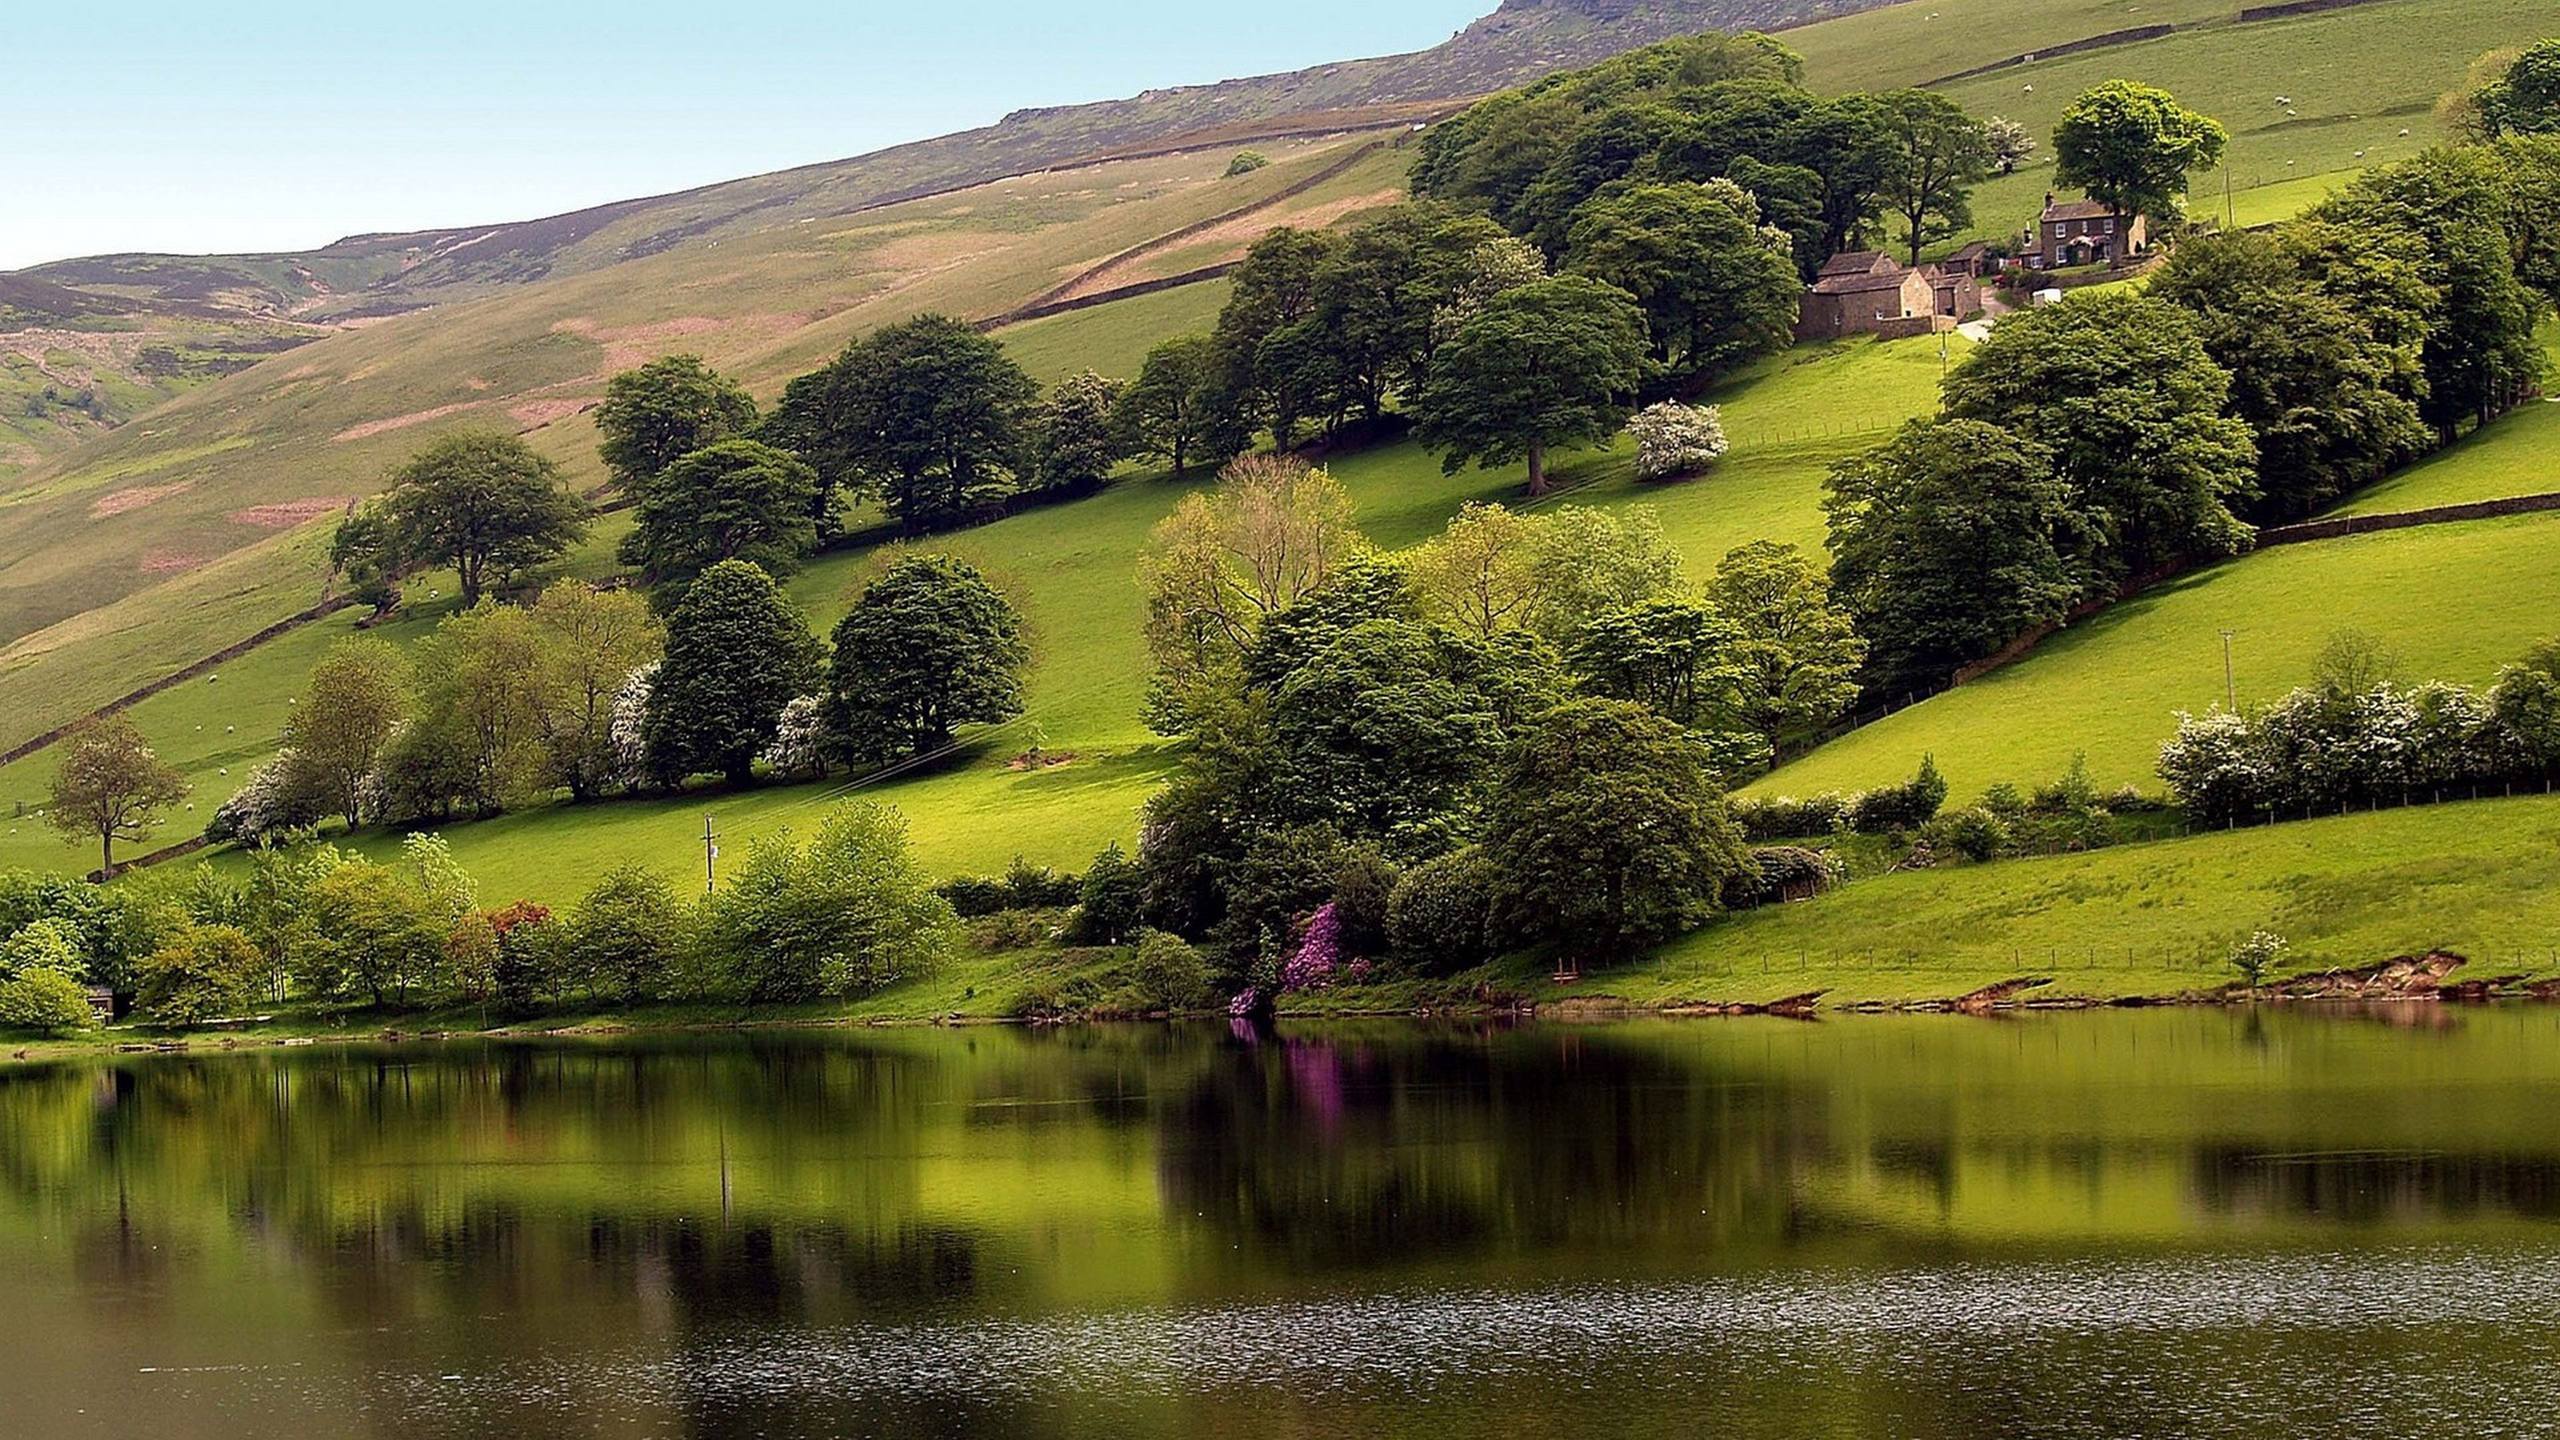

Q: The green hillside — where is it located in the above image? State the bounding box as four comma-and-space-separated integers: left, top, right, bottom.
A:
1499, 791, 2560, 1007
0, 135, 1412, 670
0, 0, 2551, 926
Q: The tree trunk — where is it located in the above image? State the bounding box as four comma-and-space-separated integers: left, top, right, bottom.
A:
1525, 440, 1550, 497
99, 831, 112, 879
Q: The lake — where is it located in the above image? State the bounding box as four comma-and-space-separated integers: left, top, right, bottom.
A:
8, 1009, 2560, 1436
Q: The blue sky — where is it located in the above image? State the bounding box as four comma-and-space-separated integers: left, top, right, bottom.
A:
0, 0, 1489, 270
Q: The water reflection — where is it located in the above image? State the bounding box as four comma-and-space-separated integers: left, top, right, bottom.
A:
7, 1009, 2560, 1435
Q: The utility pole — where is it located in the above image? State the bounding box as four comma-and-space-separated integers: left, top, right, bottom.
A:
701, 813, 720, 894
2220, 630, 2238, 711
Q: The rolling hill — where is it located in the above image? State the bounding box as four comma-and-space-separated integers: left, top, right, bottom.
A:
0, 0, 2553, 919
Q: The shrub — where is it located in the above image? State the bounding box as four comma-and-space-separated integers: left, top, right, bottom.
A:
1070, 842, 1143, 945
1225, 150, 1271, 177
1734, 846, 1844, 906
0, 970, 96, 1035
1283, 902, 1342, 992
2030, 752, 2099, 814
1128, 930, 1211, 1011
1386, 846, 1498, 974
487, 900, 560, 1011
0, 916, 89, 983
757, 694, 829, 780
563, 864, 680, 1004
937, 876, 1012, 917
137, 923, 264, 1025
2103, 784, 2160, 814
1329, 842, 1398, 959
205, 751, 325, 844
1921, 806, 2013, 862
939, 858, 1084, 918
2230, 930, 2289, 988
693, 802, 959, 1002
1847, 756, 1947, 833
1628, 401, 1729, 481
1733, 792, 1852, 842
1001, 856, 1082, 910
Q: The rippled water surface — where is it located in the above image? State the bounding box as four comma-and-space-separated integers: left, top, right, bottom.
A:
10, 1009, 2560, 1436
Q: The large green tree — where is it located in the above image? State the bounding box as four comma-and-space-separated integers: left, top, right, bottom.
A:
2312, 147, 2545, 436
2149, 226, 2433, 519
284, 638, 412, 827
1566, 599, 1744, 730
1268, 618, 1505, 854
824, 554, 1029, 767
1825, 418, 2085, 694
1117, 334, 1239, 477
594, 354, 758, 492
774, 315, 1037, 533
2471, 38, 2560, 138
1941, 291, 2256, 582
378, 430, 587, 606
2052, 81, 2228, 230
527, 582, 662, 801
1414, 275, 1650, 495
397, 602, 548, 818
46, 715, 187, 876
644, 560, 820, 787
1030, 371, 1127, 497
1702, 540, 1866, 753
1564, 181, 1800, 380
618, 437, 820, 600
693, 803, 958, 1002
1484, 698, 1750, 961
1876, 89, 1995, 265
2501, 135, 2560, 312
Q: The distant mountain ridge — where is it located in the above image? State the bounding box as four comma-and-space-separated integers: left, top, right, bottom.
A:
9, 0, 1888, 327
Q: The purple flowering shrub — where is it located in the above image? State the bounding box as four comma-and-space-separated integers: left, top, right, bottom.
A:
1282, 902, 1341, 991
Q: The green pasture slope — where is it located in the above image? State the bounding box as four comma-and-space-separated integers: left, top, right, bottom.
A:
1753, 384, 2560, 805
3, 0, 2552, 919
1509, 791, 2560, 1009
1793, 0, 2560, 252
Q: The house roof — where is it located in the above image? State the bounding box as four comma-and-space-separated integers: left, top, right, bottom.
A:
1817, 249, 1894, 277
1946, 240, 1989, 260
2040, 198, 2119, 221
1810, 268, 1919, 295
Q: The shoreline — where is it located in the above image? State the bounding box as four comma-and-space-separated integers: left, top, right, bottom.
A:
3, 948, 2530, 1062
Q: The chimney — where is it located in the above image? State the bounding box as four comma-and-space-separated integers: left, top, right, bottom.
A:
2043, 191, 2055, 211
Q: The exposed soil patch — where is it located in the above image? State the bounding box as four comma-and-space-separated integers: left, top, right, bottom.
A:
1049, 176, 1399, 305
227, 497, 352, 529
509, 397, 599, 430
89, 480, 194, 517
332, 402, 479, 443
1007, 750, 1080, 772
551, 315, 804, 372
138, 547, 206, 574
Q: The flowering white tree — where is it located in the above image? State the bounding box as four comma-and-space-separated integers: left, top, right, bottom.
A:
1629, 402, 1728, 482
758, 694, 828, 780
609, 662, 658, 790
211, 750, 325, 845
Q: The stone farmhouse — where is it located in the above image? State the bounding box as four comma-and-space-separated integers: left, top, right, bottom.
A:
1793, 250, 1979, 340
2025, 193, 2147, 268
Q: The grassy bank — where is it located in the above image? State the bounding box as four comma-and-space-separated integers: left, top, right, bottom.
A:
17, 790, 2558, 1058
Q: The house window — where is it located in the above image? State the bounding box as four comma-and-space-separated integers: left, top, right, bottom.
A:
2103, 218, 2115, 234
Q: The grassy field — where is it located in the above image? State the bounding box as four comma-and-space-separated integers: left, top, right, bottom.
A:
1503, 791, 2560, 1008
1750, 507, 2560, 803
0, 320, 1962, 893
1913, 0, 2553, 251
0, 133, 1398, 666
28, 788, 2559, 1045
